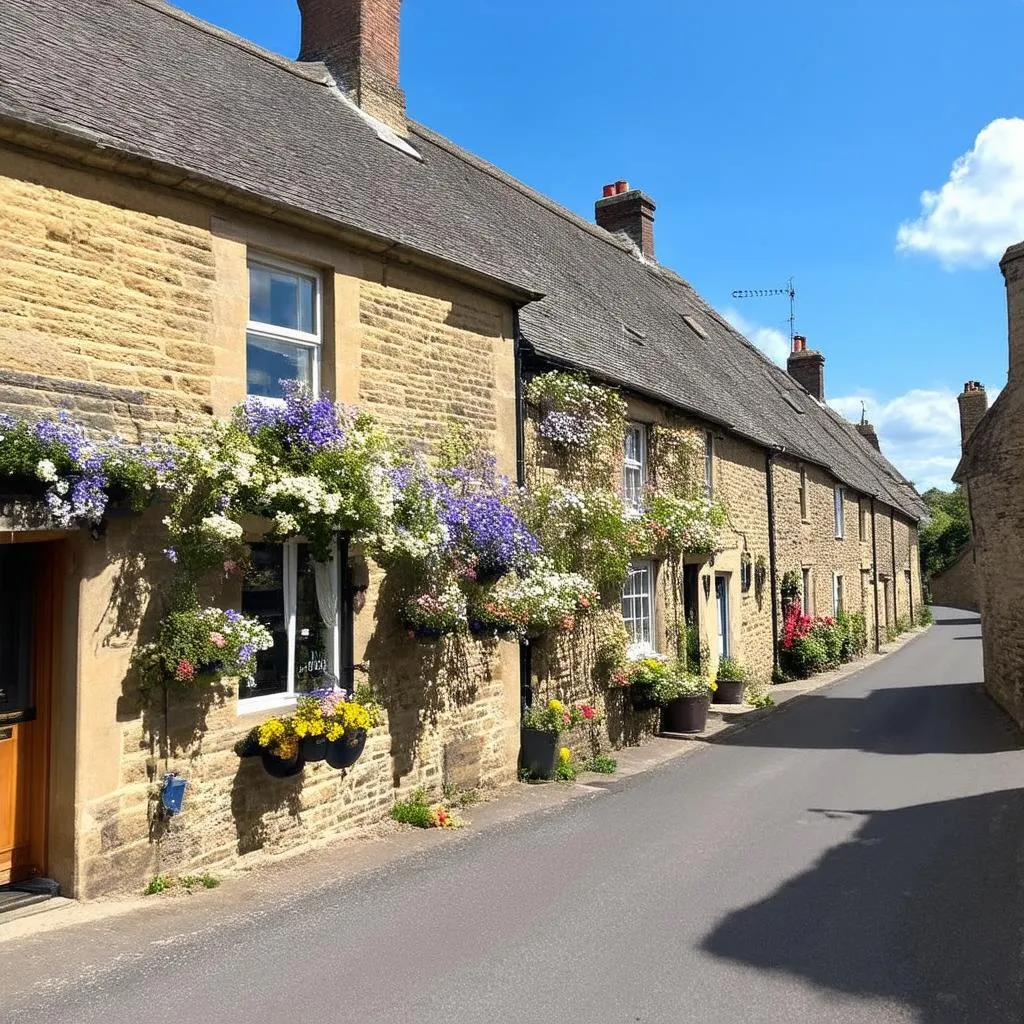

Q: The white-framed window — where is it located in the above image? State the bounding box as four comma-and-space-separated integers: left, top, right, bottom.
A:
704, 431, 714, 498
834, 485, 845, 539
802, 567, 813, 615
799, 467, 808, 521
622, 560, 656, 656
247, 256, 322, 401
832, 573, 844, 616
239, 539, 341, 712
623, 422, 648, 509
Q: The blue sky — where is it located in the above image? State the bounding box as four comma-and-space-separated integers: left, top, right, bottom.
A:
178, 0, 1024, 491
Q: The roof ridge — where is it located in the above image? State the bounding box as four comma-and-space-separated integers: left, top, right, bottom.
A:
125, 0, 327, 86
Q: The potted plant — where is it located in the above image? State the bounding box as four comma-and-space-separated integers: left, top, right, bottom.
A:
713, 656, 747, 704
402, 582, 468, 641
519, 699, 597, 780
254, 717, 304, 778
660, 672, 716, 734
322, 686, 381, 770
625, 656, 672, 711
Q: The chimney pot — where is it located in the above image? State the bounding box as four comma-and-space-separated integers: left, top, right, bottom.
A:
958, 379, 989, 448
595, 184, 657, 260
297, 0, 406, 134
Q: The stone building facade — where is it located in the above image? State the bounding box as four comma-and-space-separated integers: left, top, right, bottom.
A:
0, 0, 925, 897
956, 242, 1024, 728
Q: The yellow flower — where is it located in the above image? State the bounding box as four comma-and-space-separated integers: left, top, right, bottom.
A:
549, 699, 566, 714
293, 719, 309, 738
325, 723, 344, 742
257, 719, 285, 747
708, 680, 718, 692
559, 746, 572, 764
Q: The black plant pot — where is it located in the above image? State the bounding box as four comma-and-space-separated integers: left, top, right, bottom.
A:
630, 686, 660, 712
661, 695, 710, 734
713, 680, 746, 705
261, 750, 305, 778
520, 726, 559, 780
300, 735, 328, 763
326, 730, 367, 770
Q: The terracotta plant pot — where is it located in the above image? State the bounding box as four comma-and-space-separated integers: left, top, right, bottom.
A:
520, 726, 558, 780
713, 680, 746, 705
660, 695, 710, 734
326, 730, 367, 770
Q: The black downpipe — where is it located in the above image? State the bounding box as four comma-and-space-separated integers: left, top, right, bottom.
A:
765, 450, 781, 676
870, 498, 882, 652
890, 509, 898, 623
907, 521, 915, 623
513, 310, 533, 710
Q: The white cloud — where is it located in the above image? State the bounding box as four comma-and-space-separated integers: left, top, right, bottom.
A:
896, 118, 1024, 268
723, 308, 790, 365
829, 388, 983, 491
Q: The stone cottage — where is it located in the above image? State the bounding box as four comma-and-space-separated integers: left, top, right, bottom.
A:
0, 0, 924, 898
955, 242, 1024, 727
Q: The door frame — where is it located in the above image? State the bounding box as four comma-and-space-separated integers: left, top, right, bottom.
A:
715, 573, 730, 659
0, 538, 60, 884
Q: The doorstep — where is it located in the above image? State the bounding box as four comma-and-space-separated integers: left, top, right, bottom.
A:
0, 878, 71, 926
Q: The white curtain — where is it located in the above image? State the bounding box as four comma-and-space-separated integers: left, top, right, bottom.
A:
283, 542, 298, 690
313, 538, 340, 681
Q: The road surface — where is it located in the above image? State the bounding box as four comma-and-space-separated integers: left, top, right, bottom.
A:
5, 605, 1023, 1023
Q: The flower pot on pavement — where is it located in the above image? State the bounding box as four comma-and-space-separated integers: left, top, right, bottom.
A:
661, 695, 710, 734
520, 727, 558, 780
713, 680, 745, 705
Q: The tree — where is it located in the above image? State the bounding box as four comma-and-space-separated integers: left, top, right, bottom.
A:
919, 487, 971, 580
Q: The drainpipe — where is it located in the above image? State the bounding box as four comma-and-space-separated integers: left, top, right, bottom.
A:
765, 447, 783, 675
870, 497, 881, 652
513, 309, 532, 710
890, 509, 898, 623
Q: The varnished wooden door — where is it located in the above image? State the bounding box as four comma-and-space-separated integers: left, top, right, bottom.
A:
0, 542, 56, 886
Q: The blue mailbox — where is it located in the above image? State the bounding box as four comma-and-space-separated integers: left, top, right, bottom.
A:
160, 774, 188, 816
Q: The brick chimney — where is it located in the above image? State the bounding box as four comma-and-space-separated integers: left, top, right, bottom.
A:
297, 0, 406, 134
595, 181, 656, 260
856, 406, 881, 451
786, 335, 825, 401
958, 380, 989, 447
1002, 241, 1024, 386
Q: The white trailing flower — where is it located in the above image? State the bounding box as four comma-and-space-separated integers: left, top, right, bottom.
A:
199, 514, 244, 542
35, 459, 59, 483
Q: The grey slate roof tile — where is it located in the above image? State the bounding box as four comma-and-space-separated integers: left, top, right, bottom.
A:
0, 0, 925, 520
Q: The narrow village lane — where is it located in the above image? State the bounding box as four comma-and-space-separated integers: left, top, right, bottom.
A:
5, 606, 1024, 1024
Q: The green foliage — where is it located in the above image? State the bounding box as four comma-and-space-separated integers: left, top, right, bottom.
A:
748, 692, 775, 709
391, 789, 435, 828
648, 424, 702, 497
836, 611, 868, 661
178, 874, 220, 892
144, 874, 173, 895
919, 486, 971, 581
895, 614, 911, 635
918, 606, 935, 626
685, 620, 711, 675
884, 624, 899, 643
581, 754, 618, 774
555, 759, 577, 782
715, 656, 747, 683
780, 569, 802, 606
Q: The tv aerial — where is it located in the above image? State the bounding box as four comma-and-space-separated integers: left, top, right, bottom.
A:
731, 277, 797, 342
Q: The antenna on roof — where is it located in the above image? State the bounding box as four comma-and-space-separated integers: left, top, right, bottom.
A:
730, 277, 797, 341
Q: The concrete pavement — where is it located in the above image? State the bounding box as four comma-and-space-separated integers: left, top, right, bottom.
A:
4, 606, 1023, 1023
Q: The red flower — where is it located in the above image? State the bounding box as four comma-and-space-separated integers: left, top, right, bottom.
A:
581, 705, 596, 720
175, 659, 195, 683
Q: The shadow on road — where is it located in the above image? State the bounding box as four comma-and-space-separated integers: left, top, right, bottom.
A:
934, 615, 981, 628
717, 683, 1023, 755
702, 789, 1024, 1023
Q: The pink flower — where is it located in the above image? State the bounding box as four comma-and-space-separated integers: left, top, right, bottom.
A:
210, 632, 226, 649
223, 560, 239, 575
175, 659, 195, 683
581, 705, 596, 720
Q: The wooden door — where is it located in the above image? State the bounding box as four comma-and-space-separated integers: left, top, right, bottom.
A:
0, 542, 55, 886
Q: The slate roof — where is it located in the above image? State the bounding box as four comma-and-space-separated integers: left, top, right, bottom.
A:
0, 0, 926, 519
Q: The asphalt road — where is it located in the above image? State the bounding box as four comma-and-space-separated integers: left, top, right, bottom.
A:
6, 606, 1024, 1024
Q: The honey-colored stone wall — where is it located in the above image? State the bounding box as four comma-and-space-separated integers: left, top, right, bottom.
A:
0, 147, 520, 897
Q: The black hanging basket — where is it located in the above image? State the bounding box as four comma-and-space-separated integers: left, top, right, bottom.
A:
713, 681, 746, 705
520, 726, 559, 780
300, 735, 329, 763
260, 750, 305, 778
233, 730, 262, 759
326, 730, 367, 770
661, 695, 710, 734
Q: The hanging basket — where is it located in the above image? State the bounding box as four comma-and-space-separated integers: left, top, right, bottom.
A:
300, 735, 329, 763
260, 750, 305, 778
325, 730, 368, 770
